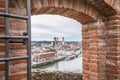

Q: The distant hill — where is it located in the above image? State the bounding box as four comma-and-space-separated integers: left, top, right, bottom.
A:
32, 41, 81, 45
66, 41, 81, 44
32, 41, 52, 45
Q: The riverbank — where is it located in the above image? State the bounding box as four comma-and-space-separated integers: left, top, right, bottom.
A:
32, 56, 82, 73
32, 56, 66, 67
32, 69, 82, 80
32, 54, 79, 68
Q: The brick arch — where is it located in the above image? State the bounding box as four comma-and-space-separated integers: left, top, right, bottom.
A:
9, 0, 106, 25
0, 0, 120, 80
33, 7, 96, 24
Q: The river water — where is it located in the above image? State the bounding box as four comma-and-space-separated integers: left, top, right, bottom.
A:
35, 56, 82, 73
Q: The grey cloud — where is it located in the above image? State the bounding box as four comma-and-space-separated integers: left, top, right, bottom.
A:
31, 14, 82, 41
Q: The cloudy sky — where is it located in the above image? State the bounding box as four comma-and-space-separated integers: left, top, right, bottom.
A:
31, 14, 82, 41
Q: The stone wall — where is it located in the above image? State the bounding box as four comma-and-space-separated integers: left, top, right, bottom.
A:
32, 70, 82, 80
0, 0, 120, 80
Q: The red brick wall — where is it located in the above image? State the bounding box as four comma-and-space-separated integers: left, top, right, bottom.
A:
105, 13, 120, 80
0, 0, 5, 79
82, 22, 106, 80
8, 19, 27, 80
0, 1, 27, 79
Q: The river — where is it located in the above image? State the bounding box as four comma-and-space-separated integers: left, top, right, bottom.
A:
34, 56, 82, 73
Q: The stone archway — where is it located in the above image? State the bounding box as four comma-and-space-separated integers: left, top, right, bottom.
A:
0, 0, 120, 80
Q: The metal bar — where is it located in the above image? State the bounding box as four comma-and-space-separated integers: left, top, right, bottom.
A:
9, 40, 27, 45
0, 36, 28, 39
0, 0, 30, 80
26, 0, 31, 80
23, 32, 28, 45
9, 40, 24, 43
4, 0, 9, 80
0, 56, 28, 62
0, 13, 28, 20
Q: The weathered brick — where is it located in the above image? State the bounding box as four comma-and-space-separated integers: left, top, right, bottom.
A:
83, 74, 89, 80
83, 77, 89, 80
106, 73, 119, 80
106, 21, 120, 26
0, 39, 5, 43
106, 60, 117, 68
9, 59, 27, 65
9, 1, 16, 8
9, 73, 27, 80
9, 44, 27, 50
10, 21, 26, 29
0, 45, 5, 52
9, 30, 26, 36
10, 50, 27, 57
0, 18, 5, 25
106, 25, 120, 30
0, 71, 5, 79
107, 16, 120, 21
10, 64, 27, 73
0, 0, 4, 7
0, 63, 5, 71
0, 53, 5, 58
106, 51, 118, 56
83, 65, 89, 70
106, 47, 117, 51
106, 68, 120, 74
106, 43, 118, 47
0, 27, 5, 34
0, 8, 4, 12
